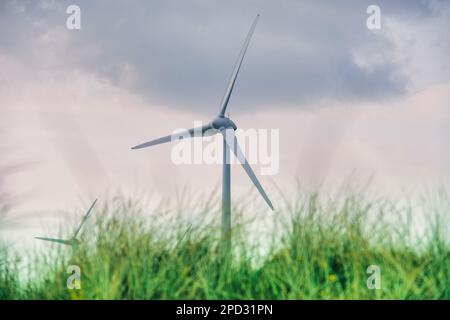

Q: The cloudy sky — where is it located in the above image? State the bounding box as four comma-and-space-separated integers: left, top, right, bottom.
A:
1, 0, 449, 232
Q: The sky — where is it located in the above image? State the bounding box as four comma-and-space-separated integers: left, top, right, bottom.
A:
0, 0, 450, 242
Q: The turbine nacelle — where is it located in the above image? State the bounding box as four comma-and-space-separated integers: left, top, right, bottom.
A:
71, 238, 81, 246
211, 116, 237, 131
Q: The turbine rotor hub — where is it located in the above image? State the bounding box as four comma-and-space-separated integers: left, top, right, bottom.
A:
211, 116, 237, 131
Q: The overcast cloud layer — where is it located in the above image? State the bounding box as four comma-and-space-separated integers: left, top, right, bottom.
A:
1, 0, 449, 113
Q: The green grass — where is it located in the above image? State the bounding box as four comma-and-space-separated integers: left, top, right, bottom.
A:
0, 191, 449, 299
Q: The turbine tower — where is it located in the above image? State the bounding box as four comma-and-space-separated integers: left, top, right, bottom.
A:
35, 199, 98, 254
132, 15, 273, 250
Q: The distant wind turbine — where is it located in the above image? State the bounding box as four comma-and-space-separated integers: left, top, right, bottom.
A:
132, 15, 273, 250
35, 199, 98, 253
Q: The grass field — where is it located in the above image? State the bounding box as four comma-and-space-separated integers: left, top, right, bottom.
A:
0, 191, 449, 300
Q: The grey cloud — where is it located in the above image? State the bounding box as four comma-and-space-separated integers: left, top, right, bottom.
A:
0, 0, 447, 114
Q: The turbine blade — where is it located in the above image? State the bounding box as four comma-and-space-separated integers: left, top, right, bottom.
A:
72, 198, 98, 239
219, 14, 260, 116
221, 129, 274, 210
131, 134, 172, 149
131, 124, 215, 150
35, 237, 70, 245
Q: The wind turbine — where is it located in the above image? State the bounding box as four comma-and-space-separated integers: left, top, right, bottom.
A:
35, 199, 98, 253
132, 15, 273, 249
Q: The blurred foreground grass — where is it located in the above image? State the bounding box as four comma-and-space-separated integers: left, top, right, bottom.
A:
0, 191, 449, 299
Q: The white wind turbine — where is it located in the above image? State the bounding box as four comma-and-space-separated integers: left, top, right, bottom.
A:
35, 199, 98, 253
132, 15, 273, 249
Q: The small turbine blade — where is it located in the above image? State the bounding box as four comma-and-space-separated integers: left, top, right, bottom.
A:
131, 124, 215, 150
35, 237, 71, 245
72, 198, 98, 239
219, 14, 260, 116
131, 134, 173, 149
221, 129, 274, 210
